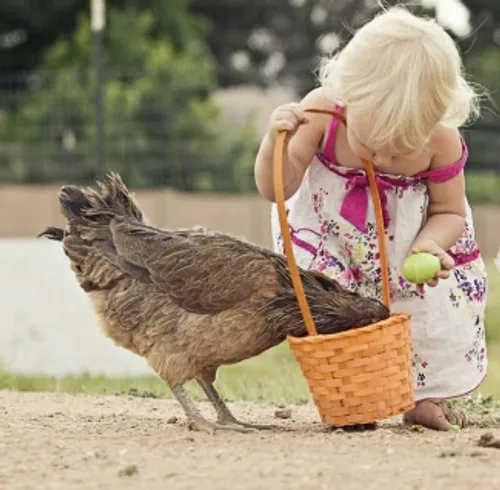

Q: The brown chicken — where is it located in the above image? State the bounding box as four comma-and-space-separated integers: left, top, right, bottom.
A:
39, 172, 390, 433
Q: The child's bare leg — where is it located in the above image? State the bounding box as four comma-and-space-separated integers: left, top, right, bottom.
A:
403, 399, 469, 430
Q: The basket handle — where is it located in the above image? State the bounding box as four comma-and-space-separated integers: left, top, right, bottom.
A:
272, 108, 391, 338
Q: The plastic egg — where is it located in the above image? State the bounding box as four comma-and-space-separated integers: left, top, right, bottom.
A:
402, 252, 441, 284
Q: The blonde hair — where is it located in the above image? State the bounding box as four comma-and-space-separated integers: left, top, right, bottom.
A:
318, 5, 481, 154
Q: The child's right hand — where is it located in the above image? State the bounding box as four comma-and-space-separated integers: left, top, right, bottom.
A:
268, 103, 309, 142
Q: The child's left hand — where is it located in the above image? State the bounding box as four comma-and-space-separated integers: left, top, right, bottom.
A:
410, 239, 455, 287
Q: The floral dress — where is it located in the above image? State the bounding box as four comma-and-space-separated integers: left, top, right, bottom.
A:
271, 105, 488, 401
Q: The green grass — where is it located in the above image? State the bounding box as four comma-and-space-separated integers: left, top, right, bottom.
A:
466, 171, 500, 204
0, 343, 310, 405
480, 261, 500, 399
1, 261, 499, 404
486, 261, 500, 344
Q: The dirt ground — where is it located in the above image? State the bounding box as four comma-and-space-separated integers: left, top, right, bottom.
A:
1, 391, 500, 490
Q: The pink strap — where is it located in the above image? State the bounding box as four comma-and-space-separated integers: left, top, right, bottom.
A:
419, 136, 468, 184
323, 104, 344, 162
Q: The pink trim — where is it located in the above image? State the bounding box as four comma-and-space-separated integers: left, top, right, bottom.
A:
292, 226, 321, 237
418, 137, 469, 183
315, 103, 470, 187
290, 233, 318, 256
449, 248, 481, 266
316, 151, 412, 187
281, 221, 320, 257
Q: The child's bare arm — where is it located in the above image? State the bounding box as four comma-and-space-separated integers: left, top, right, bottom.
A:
413, 126, 467, 252
254, 88, 331, 202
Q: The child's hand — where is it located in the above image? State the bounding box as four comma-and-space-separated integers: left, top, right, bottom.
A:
410, 239, 455, 287
268, 103, 309, 142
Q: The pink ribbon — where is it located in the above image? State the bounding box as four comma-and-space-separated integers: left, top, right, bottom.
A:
340, 174, 393, 233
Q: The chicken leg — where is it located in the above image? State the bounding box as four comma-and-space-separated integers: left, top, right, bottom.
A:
196, 381, 278, 431
170, 385, 253, 434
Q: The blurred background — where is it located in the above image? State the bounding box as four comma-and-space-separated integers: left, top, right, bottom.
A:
0, 0, 499, 402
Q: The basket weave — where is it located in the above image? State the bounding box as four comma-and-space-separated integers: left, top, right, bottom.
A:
273, 107, 415, 427
288, 314, 414, 426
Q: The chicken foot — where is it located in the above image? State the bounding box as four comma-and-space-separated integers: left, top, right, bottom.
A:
197, 381, 278, 431
170, 385, 253, 434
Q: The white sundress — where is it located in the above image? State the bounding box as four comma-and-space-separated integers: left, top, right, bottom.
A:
271, 105, 488, 402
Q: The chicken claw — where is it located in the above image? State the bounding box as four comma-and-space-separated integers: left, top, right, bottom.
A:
197, 381, 279, 431
171, 386, 255, 434
187, 417, 256, 434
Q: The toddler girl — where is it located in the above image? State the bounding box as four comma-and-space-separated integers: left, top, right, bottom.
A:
254, 6, 488, 431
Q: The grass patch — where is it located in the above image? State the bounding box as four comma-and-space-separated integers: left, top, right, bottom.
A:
450, 390, 500, 427
0, 343, 309, 405
2, 342, 499, 403
486, 261, 500, 344
466, 171, 500, 204
1, 261, 499, 405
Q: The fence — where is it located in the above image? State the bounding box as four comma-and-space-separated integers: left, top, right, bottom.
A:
0, 68, 499, 193
0, 69, 263, 193
1, 183, 500, 258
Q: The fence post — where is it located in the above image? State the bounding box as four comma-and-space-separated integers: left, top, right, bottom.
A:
91, 0, 106, 180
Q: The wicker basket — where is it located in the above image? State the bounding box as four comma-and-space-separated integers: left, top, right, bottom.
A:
288, 314, 414, 426
273, 108, 415, 427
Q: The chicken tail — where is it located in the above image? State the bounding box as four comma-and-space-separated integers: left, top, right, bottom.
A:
58, 171, 143, 226
39, 173, 144, 292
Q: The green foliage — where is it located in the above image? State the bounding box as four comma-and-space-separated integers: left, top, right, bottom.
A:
1, 0, 500, 188
485, 261, 500, 344
0, 8, 259, 192
189, 0, 370, 95
465, 172, 500, 204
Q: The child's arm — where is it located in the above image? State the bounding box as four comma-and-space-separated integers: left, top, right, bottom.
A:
254, 88, 331, 202
413, 126, 466, 252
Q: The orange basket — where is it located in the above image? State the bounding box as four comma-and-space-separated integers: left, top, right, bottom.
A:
273, 108, 415, 427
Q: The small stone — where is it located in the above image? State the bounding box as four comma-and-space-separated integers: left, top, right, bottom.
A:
274, 407, 292, 419
478, 432, 500, 449
470, 450, 486, 458
167, 416, 178, 424
118, 465, 138, 477
439, 450, 458, 458
479, 433, 494, 445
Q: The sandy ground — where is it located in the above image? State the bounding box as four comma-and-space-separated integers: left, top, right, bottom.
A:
1, 391, 500, 490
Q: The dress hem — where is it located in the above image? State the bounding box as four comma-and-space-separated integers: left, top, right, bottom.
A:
413, 369, 489, 404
